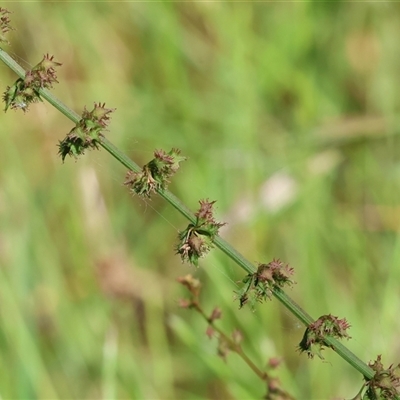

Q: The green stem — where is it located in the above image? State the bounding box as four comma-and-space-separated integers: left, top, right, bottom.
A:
0, 48, 382, 386
323, 336, 374, 378
193, 301, 269, 383
273, 287, 314, 327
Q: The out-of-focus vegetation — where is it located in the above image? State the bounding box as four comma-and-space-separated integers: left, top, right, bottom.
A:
1, 2, 400, 399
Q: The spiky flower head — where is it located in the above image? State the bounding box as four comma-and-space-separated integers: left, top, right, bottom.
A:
365, 355, 400, 399
176, 199, 226, 266
236, 259, 295, 309
298, 314, 351, 359
58, 103, 115, 161
3, 54, 61, 112
124, 148, 186, 198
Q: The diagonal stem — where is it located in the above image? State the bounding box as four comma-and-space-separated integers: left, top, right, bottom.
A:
0, 47, 382, 385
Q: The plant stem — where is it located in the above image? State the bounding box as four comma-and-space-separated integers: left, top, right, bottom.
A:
192, 302, 268, 382
0, 48, 380, 385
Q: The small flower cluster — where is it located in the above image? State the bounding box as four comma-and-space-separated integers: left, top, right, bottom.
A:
205, 307, 223, 338
176, 199, 226, 266
215, 328, 243, 362
58, 102, 115, 161
237, 259, 295, 309
298, 314, 351, 359
124, 148, 186, 198
364, 355, 400, 399
177, 274, 243, 360
3, 54, 61, 112
265, 371, 296, 400
0, 7, 13, 45
176, 274, 202, 307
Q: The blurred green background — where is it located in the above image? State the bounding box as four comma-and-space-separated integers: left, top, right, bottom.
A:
1, 2, 400, 399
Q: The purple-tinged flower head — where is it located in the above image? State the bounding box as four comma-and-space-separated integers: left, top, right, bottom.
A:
3, 54, 62, 112
58, 102, 115, 161
298, 314, 351, 359
176, 199, 226, 266
236, 259, 295, 309
124, 148, 186, 198
365, 355, 400, 399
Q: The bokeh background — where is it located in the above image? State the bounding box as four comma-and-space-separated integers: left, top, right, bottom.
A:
1, 2, 400, 399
